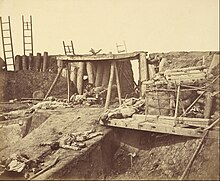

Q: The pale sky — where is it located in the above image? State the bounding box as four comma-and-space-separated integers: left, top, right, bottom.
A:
0, 0, 219, 79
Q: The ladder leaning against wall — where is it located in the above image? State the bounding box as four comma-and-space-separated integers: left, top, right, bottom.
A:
22, 15, 33, 56
0, 16, 15, 71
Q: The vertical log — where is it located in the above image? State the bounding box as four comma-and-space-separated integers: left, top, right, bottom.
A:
66, 66, 70, 102
105, 61, 115, 109
22, 55, 28, 70
70, 63, 77, 88
114, 62, 122, 106
86, 62, 95, 85
35, 53, 42, 72
95, 63, 104, 87
92, 62, 97, 81
57, 60, 63, 74
43, 51, 48, 72
15, 55, 22, 71
77, 62, 85, 95
174, 85, 181, 118
204, 92, 213, 118
102, 62, 110, 88
139, 53, 149, 96
28, 53, 33, 71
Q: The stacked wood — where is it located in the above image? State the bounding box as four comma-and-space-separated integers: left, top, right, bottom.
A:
15, 55, 22, 71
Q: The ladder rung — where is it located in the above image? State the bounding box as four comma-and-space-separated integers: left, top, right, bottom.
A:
25, 49, 33, 51
5, 57, 13, 59
24, 28, 32, 30
5, 50, 12, 52
3, 36, 11, 39
24, 42, 32, 44
4, 43, 12, 46
6, 64, 14, 65
1, 22, 9, 24
2, 29, 10, 31
24, 36, 32, 38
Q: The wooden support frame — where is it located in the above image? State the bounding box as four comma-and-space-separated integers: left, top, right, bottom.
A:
104, 61, 122, 109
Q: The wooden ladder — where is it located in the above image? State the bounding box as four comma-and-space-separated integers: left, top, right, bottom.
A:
22, 15, 33, 56
116, 41, 127, 53
0, 16, 15, 71
63, 40, 75, 55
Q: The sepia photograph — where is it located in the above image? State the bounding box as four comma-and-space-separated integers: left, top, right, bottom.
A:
0, 0, 219, 180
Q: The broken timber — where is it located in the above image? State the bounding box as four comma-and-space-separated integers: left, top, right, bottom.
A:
100, 114, 218, 139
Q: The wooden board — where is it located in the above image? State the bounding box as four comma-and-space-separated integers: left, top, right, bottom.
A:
56, 51, 145, 62
100, 117, 218, 139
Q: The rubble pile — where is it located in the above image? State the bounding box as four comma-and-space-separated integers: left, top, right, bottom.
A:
40, 127, 103, 151
0, 153, 45, 179
0, 126, 103, 179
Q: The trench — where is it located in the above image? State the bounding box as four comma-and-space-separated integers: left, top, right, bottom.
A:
0, 107, 219, 180
34, 127, 218, 180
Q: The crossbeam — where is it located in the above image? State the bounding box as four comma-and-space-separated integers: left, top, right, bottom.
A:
56, 51, 146, 62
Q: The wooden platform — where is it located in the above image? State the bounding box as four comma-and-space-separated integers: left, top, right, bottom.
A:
56, 51, 145, 62
100, 114, 219, 139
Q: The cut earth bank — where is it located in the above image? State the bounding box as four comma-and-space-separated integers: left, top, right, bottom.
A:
0, 105, 218, 180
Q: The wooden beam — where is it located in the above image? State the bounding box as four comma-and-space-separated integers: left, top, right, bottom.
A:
114, 61, 122, 106
104, 61, 115, 109
174, 85, 181, 118
66, 67, 70, 102
101, 118, 218, 139
44, 67, 63, 99
56, 51, 144, 62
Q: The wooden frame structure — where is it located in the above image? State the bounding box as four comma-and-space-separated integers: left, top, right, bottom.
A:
99, 60, 219, 139
45, 51, 146, 108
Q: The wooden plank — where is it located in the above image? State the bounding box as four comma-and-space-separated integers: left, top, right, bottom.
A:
104, 61, 115, 109
132, 114, 210, 128
66, 67, 70, 102
56, 51, 144, 62
114, 62, 122, 106
103, 118, 218, 139
139, 52, 149, 96
45, 67, 63, 99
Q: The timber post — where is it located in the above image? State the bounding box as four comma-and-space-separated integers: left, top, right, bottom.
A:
77, 62, 85, 95
105, 61, 115, 109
